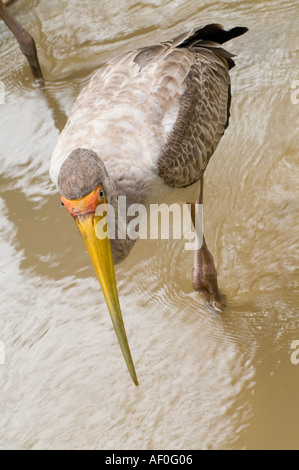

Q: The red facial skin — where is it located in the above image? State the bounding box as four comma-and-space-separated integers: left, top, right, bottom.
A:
61, 186, 103, 218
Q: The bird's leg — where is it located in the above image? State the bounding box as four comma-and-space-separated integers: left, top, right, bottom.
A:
2, 0, 19, 6
190, 176, 225, 310
0, 0, 43, 81
0, 1, 68, 131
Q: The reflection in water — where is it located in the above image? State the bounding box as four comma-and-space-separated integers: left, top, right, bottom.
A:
0, 0, 298, 450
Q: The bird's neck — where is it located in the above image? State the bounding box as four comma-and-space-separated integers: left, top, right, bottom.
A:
107, 179, 146, 265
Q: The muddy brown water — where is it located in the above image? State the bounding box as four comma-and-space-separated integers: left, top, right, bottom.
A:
0, 0, 298, 450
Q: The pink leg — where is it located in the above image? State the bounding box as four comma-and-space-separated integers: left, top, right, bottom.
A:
190, 176, 225, 310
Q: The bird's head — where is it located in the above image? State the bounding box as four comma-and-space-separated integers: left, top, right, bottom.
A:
58, 148, 138, 385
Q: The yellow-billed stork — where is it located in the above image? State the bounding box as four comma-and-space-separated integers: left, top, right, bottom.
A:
50, 24, 248, 385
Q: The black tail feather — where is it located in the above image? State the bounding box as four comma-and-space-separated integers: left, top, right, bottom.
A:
175, 24, 248, 69
177, 24, 248, 48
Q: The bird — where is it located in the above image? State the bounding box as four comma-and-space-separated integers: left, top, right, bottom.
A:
50, 23, 248, 385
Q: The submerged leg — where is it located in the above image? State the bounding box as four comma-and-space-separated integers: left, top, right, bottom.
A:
0, 0, 43, 81
190, 175, 225, 310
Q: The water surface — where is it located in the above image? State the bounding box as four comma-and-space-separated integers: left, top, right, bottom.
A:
0, 0, 298, 450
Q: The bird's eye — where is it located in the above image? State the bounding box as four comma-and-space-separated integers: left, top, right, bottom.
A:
61, 201, 65, 207
98, 188, 104, 201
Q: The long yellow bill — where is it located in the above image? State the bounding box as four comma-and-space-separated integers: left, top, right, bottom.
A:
75, 213, 138, 386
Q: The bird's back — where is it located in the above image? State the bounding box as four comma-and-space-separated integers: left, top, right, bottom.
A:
50, 24, 247, 201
